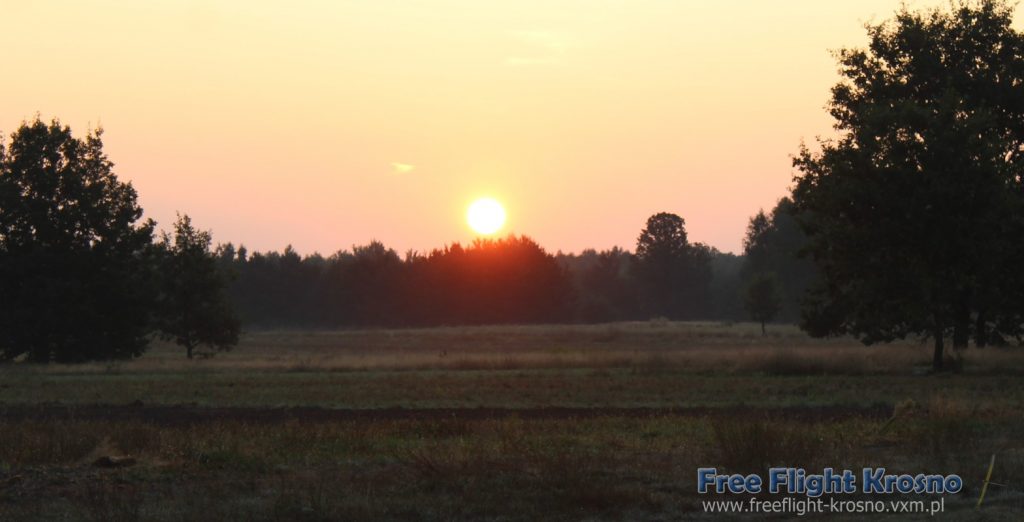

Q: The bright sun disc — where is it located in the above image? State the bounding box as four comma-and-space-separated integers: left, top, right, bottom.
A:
467, 198, 506, 235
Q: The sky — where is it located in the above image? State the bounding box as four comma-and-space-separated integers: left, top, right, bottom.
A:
3, 0, 1015, 256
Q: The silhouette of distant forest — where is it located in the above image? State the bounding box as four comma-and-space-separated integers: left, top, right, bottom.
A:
213, 204, 812, 329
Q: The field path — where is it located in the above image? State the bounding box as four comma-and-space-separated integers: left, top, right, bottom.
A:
0, 403, 890, 425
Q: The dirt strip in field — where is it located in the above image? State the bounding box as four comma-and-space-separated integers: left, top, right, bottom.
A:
0, 403, 891, 425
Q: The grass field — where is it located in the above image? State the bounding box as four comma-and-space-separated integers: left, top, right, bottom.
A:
1, 322, 1022, 520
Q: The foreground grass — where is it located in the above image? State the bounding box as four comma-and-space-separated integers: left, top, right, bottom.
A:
1, 370, 1022, 411
1, 409, 1021, 520
0, 322, 1022, 520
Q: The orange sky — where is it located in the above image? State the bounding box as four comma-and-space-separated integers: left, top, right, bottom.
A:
3, 1, 1015, 255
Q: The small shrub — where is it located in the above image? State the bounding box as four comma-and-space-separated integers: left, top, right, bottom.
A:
710, 418, 823, 473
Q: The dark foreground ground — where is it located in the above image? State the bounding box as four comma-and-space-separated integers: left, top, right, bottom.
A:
0, 323, 1022, 520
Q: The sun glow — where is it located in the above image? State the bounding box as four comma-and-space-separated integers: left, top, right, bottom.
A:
467, 198, 506, 235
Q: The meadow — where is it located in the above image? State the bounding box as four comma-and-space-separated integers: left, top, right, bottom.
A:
0, 322, 1022, 520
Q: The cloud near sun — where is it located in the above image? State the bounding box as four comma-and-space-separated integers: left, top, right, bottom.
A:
391, 162, 415, 174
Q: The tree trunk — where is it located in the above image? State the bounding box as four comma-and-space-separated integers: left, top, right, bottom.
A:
952, 290, 970, 351
975, 312, 987, 348
953, 314, 970, 351
933, 330, 944, 372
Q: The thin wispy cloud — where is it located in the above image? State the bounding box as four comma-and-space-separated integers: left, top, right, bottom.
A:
391, 162, 415, 173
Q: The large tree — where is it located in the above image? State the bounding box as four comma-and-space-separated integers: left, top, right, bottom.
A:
791, 0, 1024, 370
0, 119, 156, 362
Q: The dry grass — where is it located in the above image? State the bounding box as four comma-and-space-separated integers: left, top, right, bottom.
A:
5, 321, 1021, 376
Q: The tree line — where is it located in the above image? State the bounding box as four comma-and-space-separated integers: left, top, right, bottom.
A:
214, 212, 775, 329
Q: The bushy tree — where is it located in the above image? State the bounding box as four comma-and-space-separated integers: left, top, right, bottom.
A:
0, 119, 156, 362
791, 0, 1024, 369
634, 212, 713, 319
157, 214, 240, 359
416, 235, 572, 325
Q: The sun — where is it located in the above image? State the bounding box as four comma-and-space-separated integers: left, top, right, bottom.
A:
467, 197, 506, 235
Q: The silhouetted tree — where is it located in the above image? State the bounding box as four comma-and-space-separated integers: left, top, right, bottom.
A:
742, 198, 817, 322
635, 213, 688, 318
634, 213, 712, 319
423, 236, 571, 325
0, 118, 156, 362
745, 273, 781, 335
791, 0, 1024, 370
157, 215, 240, 359
743, 210, 772, 273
